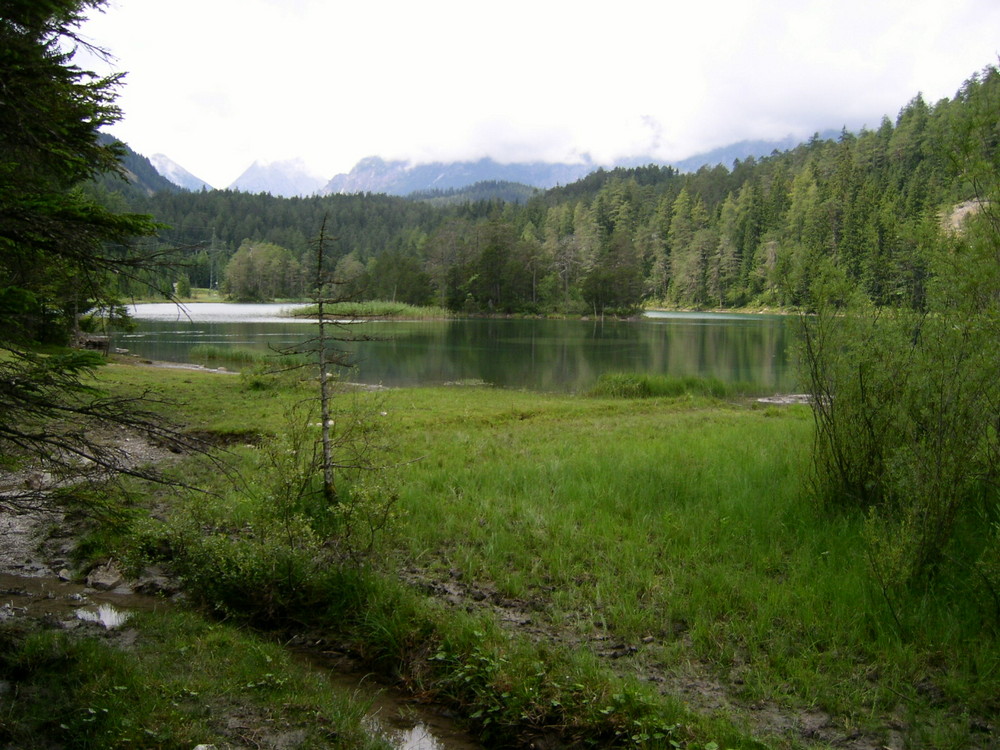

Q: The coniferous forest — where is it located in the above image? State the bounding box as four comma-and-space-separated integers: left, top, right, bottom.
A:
6, 2, 1000, 746
99, 67, 998, 317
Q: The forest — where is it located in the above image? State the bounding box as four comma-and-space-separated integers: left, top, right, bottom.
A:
5, 1, 1000, 746
96, 65, 998, 318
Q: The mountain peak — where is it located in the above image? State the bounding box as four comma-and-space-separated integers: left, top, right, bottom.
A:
228, 159, 327, 197
322, 156, 600, 196
149, 154, 214, 191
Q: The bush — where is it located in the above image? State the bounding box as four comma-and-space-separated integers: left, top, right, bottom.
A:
801, 223, 1000, 616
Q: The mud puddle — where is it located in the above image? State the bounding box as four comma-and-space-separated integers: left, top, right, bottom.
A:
302, 647, 482, 750
355, 677, 480, 750
0, 572, 165, 625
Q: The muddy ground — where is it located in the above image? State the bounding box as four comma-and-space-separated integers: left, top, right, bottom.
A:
398, 564, 911, 750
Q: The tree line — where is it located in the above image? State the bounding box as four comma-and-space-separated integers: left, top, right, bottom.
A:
101, 67, 997, 316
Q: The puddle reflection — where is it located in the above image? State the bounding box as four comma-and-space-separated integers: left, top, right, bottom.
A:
75, 604, 131, 629
2, 572, 480, 749
378, 721, 448, 750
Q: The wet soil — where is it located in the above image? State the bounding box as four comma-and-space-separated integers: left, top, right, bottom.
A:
0, 478, 892, 750
0, 429, 480, 750
0, 504, 481, 750
399, 563, 905, 750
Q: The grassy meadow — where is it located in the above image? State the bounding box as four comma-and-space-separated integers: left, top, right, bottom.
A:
52, 358, 1000, 748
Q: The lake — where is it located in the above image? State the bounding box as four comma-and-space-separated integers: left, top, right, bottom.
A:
122, 303, 800, 393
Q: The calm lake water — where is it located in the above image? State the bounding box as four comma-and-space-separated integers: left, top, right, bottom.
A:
123, 303, 800, 393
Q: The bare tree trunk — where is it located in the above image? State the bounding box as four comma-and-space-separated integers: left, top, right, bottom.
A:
314, 219, 336, 502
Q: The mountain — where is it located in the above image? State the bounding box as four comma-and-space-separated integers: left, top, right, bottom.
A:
95, 133, 181, 196
322, 156, 598, 196
107, 132, 845, 200
149, 154, 213, 191
322, 136, 837, 198
228, 159, 327, 197
673, 131, 841, 172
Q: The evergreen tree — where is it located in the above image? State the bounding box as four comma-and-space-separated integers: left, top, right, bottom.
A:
0, 0, 163, 343
0, 0, 197, 509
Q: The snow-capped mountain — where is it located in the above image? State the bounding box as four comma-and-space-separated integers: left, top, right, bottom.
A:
149, 154, 214, 191
228, 159, 327, 197
322, 156, 597, 196
139, 133, 844, 198
319, 135, 832, 198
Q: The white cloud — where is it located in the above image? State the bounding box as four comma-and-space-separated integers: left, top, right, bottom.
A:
79, 0, 1000, 187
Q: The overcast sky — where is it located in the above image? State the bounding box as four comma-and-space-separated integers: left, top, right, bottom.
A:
78, 0, 1000, 189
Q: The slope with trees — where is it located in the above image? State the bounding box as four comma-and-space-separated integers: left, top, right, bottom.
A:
801, 69, 1000, 610
103, 72, 999, 318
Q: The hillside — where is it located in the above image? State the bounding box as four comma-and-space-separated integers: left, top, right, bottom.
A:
95, 133, 181, 197
407, 180, 539, 205
100, 67, 998, 319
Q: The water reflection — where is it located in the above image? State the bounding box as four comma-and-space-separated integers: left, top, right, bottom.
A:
378, 721, 447, 750
125, 302, 310, 323
124, 305, 799, 393
76, 604, 131, 629
320, 663, 482, 750
2, 568, 478, 750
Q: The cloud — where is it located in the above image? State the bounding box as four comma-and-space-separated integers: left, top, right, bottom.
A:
80, 0, 1000, 186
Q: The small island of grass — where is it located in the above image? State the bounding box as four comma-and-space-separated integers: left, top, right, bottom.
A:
288, 300, 453, 320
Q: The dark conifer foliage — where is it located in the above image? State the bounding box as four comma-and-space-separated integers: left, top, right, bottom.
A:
103, 66, 998, 316
0, 0, 165, 341
0, 0, 209, 509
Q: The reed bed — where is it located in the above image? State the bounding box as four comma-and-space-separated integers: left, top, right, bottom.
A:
290, 300, 451, 319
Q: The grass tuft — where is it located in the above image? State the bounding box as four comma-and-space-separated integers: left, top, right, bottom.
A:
290, 300, 451, 319
587, 372, 764, 399
0, 611, 388, 749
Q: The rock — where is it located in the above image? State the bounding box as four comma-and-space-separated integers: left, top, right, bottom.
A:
57, 568, 72, 581
86, 561, 123, 591
134, 566, 179, 596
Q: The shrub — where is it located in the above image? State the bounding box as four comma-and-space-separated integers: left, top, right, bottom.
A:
801, 223, 1000, 617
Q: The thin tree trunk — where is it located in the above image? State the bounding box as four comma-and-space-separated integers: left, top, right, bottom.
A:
315, 219, 336, 501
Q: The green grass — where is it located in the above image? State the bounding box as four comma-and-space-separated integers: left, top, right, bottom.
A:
188, 343, 313, 370
83, 363, 1000, 748
290, 300, 451, 319
587, 372, 766, 399
188, 343, 271, 364
0, 610, 388, 749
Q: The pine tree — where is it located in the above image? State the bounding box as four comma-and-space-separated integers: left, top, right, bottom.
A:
0, 0, 195, 509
